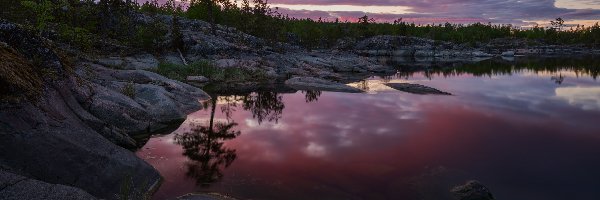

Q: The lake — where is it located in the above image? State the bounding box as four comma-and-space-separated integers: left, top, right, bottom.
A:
137, 57, 600, 200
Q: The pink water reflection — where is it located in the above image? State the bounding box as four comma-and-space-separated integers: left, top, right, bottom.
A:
138, 71, 600, 200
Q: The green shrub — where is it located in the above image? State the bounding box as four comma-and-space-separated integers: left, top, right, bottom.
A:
20, 0, 55, 32
121, 82, 136, 98
133, 20, 169, 51
56, 25, 95, 51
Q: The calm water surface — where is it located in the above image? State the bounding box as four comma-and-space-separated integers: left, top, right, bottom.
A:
137, 58, 600, 200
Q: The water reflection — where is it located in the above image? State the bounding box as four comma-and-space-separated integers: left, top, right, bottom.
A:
241, 92, 285, 124
138, 57, 600, 200
551, 74, 565, 85
302, 90, 322, 103
174, 97, 241, 187
387, 56, 600, 80
174, 122, 239, 187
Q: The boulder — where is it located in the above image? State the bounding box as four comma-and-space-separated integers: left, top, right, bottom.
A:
76, 66, 210, 135
285, 77, 363, 93
451, 180, 495, 200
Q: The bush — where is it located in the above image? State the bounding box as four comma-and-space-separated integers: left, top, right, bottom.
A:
133, 19, 169, 51
56, 25, 95, 51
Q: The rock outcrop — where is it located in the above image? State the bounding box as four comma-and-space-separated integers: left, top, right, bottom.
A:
142, 15, 396, 84
451, 180, 496, 200
0, 169, 98, 200
0, 21, 210, 199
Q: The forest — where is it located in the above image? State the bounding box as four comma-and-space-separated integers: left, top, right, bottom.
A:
2, 0, 600, 50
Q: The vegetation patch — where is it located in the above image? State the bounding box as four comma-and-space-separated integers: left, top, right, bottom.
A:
0, 43, 43, 102
121, 82, 136, 99
3, 0, 599, 53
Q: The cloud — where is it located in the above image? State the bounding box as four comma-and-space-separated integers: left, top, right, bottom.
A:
146, 0, 600, 25
556, 87, 600, 111
270, 0, 600, 25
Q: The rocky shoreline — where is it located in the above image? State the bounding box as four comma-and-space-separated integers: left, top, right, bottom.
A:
0, 13, 595, 199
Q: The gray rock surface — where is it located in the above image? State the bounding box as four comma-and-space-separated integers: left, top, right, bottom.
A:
285, 77, 363, 93
0, 21, 211, 199
74, 63, 210, 135
96, 54, 159, 70
0, 169, 98, 200
0, 84, 162, 199
147, 16, 396, 84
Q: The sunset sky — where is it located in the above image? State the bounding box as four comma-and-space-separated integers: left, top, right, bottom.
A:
159, 0, 600, 26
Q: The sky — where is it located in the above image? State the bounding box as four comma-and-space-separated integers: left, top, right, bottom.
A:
158, 0, 600, 26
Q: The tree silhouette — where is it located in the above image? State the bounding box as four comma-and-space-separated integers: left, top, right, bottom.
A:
551, 17, 565, 31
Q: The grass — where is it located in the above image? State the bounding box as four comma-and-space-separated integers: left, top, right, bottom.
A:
121, 82, 136, 99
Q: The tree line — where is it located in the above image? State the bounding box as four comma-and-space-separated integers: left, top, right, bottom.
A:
3, 0, 600, 51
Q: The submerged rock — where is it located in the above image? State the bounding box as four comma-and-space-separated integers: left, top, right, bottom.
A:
385, 83, 452, 95
285, 77, 363, 93
451, 180, 495, 200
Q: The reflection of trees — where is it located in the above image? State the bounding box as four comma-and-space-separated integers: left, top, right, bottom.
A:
302, 90, 321, 103
173, 91, 287, 187
389, 57, 600, 79
357, 80, 370, 91
217, 95, 245, 121
551, 74, 565, 84
242, 92, 285, 124
174, 97, 240, 187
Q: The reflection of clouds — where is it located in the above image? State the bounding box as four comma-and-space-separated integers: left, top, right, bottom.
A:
142, 66, 600, 200
556, 87, 600, 111
246, 141, 284, 162
304, 142, 327, 157
245, 118, 287, 130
